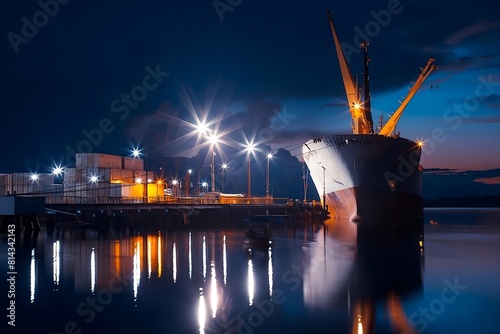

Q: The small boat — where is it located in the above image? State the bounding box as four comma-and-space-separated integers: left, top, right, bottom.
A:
244, 221, 271, 249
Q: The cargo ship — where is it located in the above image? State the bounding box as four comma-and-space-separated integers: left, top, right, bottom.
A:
302, 12, 437, 222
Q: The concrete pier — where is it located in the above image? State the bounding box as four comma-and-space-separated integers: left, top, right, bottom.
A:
41, 201, 327, 229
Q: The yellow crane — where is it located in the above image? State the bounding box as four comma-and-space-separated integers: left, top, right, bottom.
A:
379, 58, 437, 137
326, 11, 437, 137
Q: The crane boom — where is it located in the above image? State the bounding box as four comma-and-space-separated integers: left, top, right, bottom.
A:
379, 58, 438, 137
327, 11, 371, 135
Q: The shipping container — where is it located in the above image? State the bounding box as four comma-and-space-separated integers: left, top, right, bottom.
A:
121, 183, 144, 198
146, 183, 161, 201
72, 168, 135, 184
43, 184, 65, 203
109, 183, 122, 198
0, 174, 12, 196
123, 157, 144, 171
76, 153, 123, 169
110, 169, 134, 183
132, 170, 156, 183
10, 173, 54, 196
63, 168, 76, 183
59, 167, 155, 201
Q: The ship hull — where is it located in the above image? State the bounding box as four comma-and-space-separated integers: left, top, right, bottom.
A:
303, 134, 423, 222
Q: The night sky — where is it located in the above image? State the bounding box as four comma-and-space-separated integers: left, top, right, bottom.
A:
1, 0, 500, 198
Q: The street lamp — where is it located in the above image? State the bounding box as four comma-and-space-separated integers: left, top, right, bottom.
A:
52, 166, 63, 176
221, 163, 228, 193
131, 147, 141, 158
266, 153, 272, 197
172, 179, 178, 198
245, 143, 255, 197
30, 173, 39, 195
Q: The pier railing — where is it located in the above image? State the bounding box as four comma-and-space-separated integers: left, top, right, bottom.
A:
42, 195, 292, 206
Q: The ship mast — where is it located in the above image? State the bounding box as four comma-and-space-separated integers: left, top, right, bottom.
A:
361, 41, 374, 133
327, 11, 371, 135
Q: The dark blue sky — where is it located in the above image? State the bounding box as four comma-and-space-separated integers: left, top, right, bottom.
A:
1, 0, 500, 197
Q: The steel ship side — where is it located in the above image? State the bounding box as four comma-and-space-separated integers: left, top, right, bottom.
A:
303, 134, 424, 222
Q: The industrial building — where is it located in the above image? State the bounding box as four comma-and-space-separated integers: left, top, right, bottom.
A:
0, 153, 161, 204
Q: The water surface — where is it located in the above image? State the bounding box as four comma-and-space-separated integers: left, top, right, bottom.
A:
1, 208, 499, 334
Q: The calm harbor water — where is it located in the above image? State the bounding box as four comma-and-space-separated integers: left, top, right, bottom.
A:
1, 208, 499, 334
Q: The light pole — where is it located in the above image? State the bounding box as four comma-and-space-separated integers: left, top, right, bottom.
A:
201, 181, 208, 192
157, 180, 163, 202
198, 158, 201, 196
172, 179, 178, 198
211, 151, 216, 192
221, 163, 228, 193
319, 164, 326, 211
245, 143, 255, 198
209, 132, 218, 193
185, 169, 192, 197
266, 153, 272, 197
196, 122, 220, 194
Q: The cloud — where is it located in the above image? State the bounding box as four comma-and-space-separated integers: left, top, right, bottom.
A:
463, 115, 500, 124
474, 176, 500, 185
423, 168, 500, 199
445, 21, 500, 45
423, 168, 458, 175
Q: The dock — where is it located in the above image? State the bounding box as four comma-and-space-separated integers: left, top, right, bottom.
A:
1, 195, 327, 232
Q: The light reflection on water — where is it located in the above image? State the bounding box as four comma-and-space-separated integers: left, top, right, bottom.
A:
198, 289, 206, 334
268, 245, 273, 298
90, 247, 96, 294
0, 208, 499, 333
210, 262, 217, 318
52, 240, 60, 288
202, 234, 207, 281
30, 248, 35, 304
133, 239, 140, 303
247, 256, 254, 306
223, 234, 227, 286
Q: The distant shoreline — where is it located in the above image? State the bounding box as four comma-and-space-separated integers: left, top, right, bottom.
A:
424, 195, 500, 208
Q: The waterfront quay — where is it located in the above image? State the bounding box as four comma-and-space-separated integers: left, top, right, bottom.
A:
1, 195, 327, 233
1, 152, 327, 231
